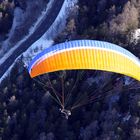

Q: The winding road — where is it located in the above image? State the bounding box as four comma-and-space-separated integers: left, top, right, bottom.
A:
0, 0, 64, 80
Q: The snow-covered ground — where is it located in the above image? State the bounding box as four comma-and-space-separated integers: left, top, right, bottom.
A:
0, 0, 54, 58
0, 0, 78, 83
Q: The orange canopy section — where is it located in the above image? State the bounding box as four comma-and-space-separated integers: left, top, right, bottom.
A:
28, 40, 140, 81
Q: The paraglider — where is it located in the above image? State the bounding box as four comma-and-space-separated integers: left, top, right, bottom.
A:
28, 40, 140, 118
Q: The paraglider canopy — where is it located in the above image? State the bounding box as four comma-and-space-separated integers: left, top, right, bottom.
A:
28, 40, 140, 81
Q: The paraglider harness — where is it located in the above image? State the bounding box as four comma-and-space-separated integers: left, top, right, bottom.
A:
60, 108, 71, 119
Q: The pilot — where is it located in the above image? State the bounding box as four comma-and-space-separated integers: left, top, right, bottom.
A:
60, 108, 71, 119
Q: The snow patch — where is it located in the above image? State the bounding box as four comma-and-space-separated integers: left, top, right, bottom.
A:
133, 29, 140, 40
130, 29, 140, 44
